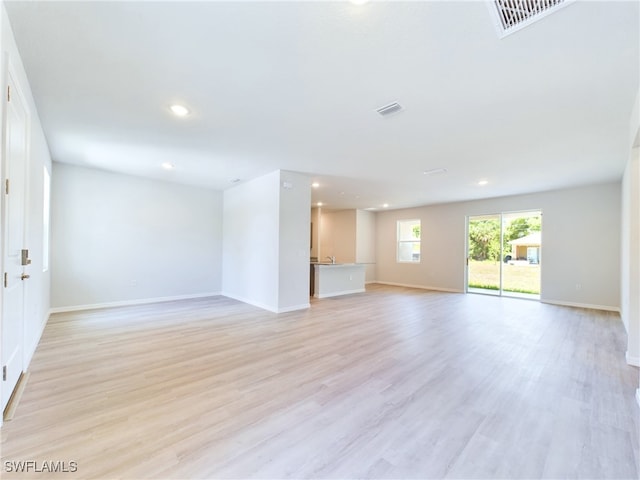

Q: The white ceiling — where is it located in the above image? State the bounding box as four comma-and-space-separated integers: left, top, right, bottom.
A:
5, 0, 639, 210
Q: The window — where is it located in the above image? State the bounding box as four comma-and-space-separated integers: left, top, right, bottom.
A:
43, 166, 50, 272
397, 219, 420, 263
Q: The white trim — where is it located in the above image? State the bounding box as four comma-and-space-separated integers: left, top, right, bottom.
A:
396, 218, 421, 264
276, 303, 310, 313
315, 288, 366, 299
374, 281, 463, 294
365, 280, 378, 285
49, 292, 221, 314
221, 292, 309, 314
636, 389, 640, 409
541, 299, 620, 313
221, 292, 278, 313
626, 351, 640, 367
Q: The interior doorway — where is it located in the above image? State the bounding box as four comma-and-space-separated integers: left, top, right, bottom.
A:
467, 210, 541, 299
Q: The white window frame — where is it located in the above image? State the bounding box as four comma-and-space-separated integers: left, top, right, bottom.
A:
397, 219, 421, 263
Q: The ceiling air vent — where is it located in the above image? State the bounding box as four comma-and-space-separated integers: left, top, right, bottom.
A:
376, 102, 403, 117
492, 0, 572, 36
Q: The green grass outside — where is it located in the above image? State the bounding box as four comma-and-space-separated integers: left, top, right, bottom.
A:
468, 260, 540, 295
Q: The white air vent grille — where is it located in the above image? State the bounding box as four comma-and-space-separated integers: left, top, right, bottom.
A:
493, 0, 569, 35
376, 102, 403, 117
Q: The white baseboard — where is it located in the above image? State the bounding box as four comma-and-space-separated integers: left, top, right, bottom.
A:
276, 303, 311, 313
221, 292, 278, 312
49, 292, 222, 314
314, 288, 366, 299
221, 292, 309, 314
373, 286, 620, 311
373, 281, 463, 294
541, 299, 620, 313
626, 351, 640, 367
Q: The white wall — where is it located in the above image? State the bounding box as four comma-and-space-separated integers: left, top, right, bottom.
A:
278, 171, 312, 311
356, 209, 377, 282
630, 92, 640, 405
376, 182, 622, 310
222, 170, 310, 313
222, 170, 280, 311
621, 85, 640, 371
376, 202, 468, 293
0, 3, 52, 423
621, 150, 639, 365
51, 163, 222, 310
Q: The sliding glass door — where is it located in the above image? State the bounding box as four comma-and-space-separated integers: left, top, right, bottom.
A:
467, 214, 501, 295
467, 211, 541, 299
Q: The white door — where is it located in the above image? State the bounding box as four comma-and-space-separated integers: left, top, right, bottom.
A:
2, 73, 29, 411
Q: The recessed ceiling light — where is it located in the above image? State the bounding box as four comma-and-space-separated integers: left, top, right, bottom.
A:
478, 180, 489, 186
161, 162, 175, 170
317, 202, 323, 207
311, 182, 320, 188
382, 203, 389, 208
423, 168, 448, 176
169, 104, 189, 117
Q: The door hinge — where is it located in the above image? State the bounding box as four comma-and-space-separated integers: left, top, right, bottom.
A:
7, 85, 10, 102
5, 179, 8, 195
2, 366, 6, 381
4, 272, 7, 288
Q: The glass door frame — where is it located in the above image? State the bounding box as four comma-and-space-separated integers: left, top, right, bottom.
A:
466, 213, 502, 296
465, 209, 542, 299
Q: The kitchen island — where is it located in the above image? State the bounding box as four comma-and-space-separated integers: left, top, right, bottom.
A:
311, 263, 366, 298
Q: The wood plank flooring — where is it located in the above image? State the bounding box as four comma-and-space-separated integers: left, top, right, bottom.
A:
1, 284, 638, 479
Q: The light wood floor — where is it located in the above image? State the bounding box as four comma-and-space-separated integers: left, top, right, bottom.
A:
2, 285, 639, 479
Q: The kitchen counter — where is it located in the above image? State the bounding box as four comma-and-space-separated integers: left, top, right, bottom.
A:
311, 263, 366, 298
